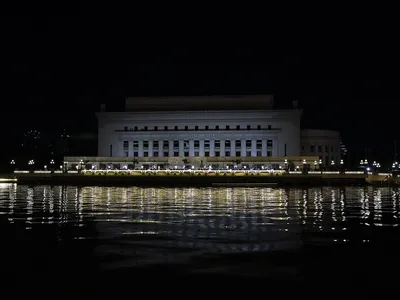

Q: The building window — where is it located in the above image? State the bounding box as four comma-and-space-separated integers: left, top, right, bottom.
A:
144, 126, 148, 131
226, 125, 230, 130
194, 140, 199, 148
215, 151, 220, 157
205, 152, 209, 157
204, 140, 210, 149
325, 146, 329, 152
310, 145, 315, 152
153, 152, 159, 157
318, 145, 322, 152
134, 152, 138, 157
225, 140, 231, 148
143, 141, 149, 148
236, 125, 240, 130
257, 150, 262, 156
185, 126, 188, 131
124, 126, 128, 131
173, 141, 179, 148
174, 152, 179, 157
184, 140, 189, 148
256, 140, 262, 149
246, 140, 251, 148
205, 125, 209, 130
163, 151, 168, 157
268, 125, 272, 130
164, 126, 168, 131
194, 151, 199, 156
163, 141, 169, 148
184, 151, 189, 157
236, 151, 241, 157
267, 140, 273, 149
246, 151, 251, 157
153, 141, 159, 149
267, 151, 272, 157
216, 125, 219, 130
215, 140, 220, 148
331, 146, 333, 152
195, 126, 198, 131
257, 125, 261, 130
134, 126, 138, 131
133, 141, 139, 149
143, 152, 148, 157
154, 126, 158, 131
235, 140, 241, 148
284, 144, 287, 156
109, 145, 113, 157
175, 126, 178, 131
247, 125, 251, 130
225, 151, 230, 156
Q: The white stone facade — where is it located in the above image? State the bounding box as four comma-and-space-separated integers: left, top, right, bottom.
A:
96, 96, 302, 160
300, 129, 341, 166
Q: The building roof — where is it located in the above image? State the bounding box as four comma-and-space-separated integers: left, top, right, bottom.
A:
125, 95, 274, 111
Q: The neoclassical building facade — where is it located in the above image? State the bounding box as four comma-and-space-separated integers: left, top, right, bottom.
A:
65, 95, 326, 169
98, 96, 301, 157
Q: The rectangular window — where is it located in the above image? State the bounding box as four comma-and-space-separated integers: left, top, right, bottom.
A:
267, 151, 272, 157
256, 140, 262, 149
204, 140, 210, 149
215, 140, 220, 148
267, 140, 273, 149
163, 141, 169, 148
205, 152, 210, 157
257, 150, 262, 157
226, 125, 230, 130
164, 126, 168, 131
185, 126, 188, 131
184, 151, 189, 157
123, 141, 129, 150
205, 125, 209, 130
153, 152, 159, 157
318, 145, 322, 152
247, 125, 251, 130
236, 125, 240, 130
284, 143, 287, 156
215, 151, 220, 157
173, 141, 179, 148
225, 151, 230, 156
143, 152, 148, 157
143, 141, 149, 148
246, 140, 251, 148
236, 151, 241, 157
194, 140, 200, 148
154, 126, 158, 131
246, 151, 251, 157
310, 145, 315, 152
257, 125, 261, 130
235, 140, 241, 148
194, 151, 199, 156
153, 141, 159, 149
268, 125, 272, 130
163, 151, 169, 157
184, 140, 189, 148
174, 151, 179, 157
225, 140, 231, 148
133, 141, 139, 149
134, 152, 138, 157
144, 126, 148, 131
195, 126, 198, 131
216, 125, 219, 130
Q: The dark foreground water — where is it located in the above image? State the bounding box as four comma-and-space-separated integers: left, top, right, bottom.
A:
1, 184, 400, 295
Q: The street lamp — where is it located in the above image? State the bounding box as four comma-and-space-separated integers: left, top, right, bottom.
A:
314, 160, 317, 170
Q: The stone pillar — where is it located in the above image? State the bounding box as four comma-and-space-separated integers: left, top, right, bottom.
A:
262, 139, 267, 156
169, 140, 174, 157
129, 141, 133, 157
241, 139, 246, 156
251, 139, 256, 157
200, 140, 205, 156
189, 140, 194, 157
220, 139, 225, 157
210, 140, 215, 156
179, 140, 184, 157
148, 140, 153, 157
139, 140, 143, 158
159, 140, 163, 157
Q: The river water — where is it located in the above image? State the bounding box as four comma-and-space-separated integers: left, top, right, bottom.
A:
1, 184, 399, 295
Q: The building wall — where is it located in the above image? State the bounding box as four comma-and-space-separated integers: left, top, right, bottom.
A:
97, 109, 302, 158
300, 129, 341, 165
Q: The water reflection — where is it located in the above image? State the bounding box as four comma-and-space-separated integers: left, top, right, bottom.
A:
1, 184, 400, 269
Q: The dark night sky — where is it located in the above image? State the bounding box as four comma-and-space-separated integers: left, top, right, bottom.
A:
1, 14, 398, 163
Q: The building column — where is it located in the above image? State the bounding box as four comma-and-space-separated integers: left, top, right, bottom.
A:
189, 140, 194, 157
241, 139, 246, 156
169, 140, 174, 157
159, 140, 163, 157
139, 140, 144, 158
251, 139, 257, 157
129, 141, 133, 157
200, 140, 205, 156
148, 141, 153, 157
220, 140, 225, 157
231, 139, 236, 157
179, 140, 184, 156
210, 140, 215, 156
262, 139, 267, 156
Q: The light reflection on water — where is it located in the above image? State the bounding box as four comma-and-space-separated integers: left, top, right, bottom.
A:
1, 184, 400, 271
